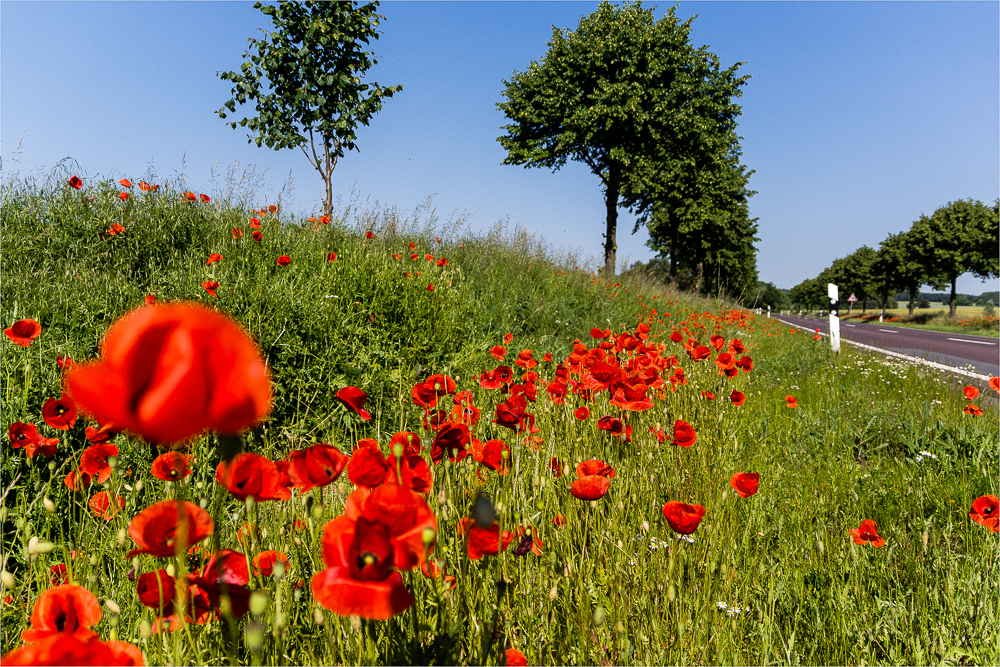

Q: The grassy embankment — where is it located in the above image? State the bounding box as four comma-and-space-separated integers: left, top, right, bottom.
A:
1, 174, 997, 665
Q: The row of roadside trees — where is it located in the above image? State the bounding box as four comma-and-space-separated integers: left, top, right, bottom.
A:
789, 199, 999, 319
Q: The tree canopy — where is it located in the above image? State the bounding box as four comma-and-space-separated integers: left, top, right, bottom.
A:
217, 0, 401, 219
497, 1, 754, 279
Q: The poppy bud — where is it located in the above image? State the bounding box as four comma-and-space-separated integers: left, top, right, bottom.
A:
640, 520, 650, 534
90, 555, 99, 566
313, 608, 325, 626
139, 620, 152, 639
135, 480, 143, 492
1, 570, 16, 589
250, 591, 269, 617
422, 527, 436, 546
245, 497, 256, 512
104, 598, 121, 615
117, 529, 127, 546
165, 564, 176, 577
272, 561, 286, 580
199, 498, 208, 509
245, 622, 265, 651
593, 606, 607, 627
548, 586, 558, 601
43, 497, 56, 513
28, 538, 55, 555
667, 584, 676, 602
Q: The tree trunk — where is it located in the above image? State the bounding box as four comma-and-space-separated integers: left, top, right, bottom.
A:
908, 287, 916, 316
668, 214, 678, 287
321, 137, 339, 222
949, 276, 957, 319
696, 262, 704, 296
603, 174, 620, 277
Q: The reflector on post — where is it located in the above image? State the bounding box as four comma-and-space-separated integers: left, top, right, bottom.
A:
828, 283, 841, 353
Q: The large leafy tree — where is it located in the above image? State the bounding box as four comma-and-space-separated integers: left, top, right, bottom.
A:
874, 231, 926, 315
217, 1, 401, 220
497, 1, 750, 277
909, 198, 999, 318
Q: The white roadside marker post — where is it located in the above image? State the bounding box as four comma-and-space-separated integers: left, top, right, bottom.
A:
767, 305, 771, 318
828, 283, 841, 353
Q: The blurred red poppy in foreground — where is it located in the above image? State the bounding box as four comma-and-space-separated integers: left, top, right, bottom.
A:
89, 491, 125, 520
730, 472, 760, 498
65, 303, 270, 445
69, 175, 83, 189
990, 377, 999, 393
217, 453, 291, 502
849, 519, 886, 547
506, 648, 528, 666
21, 584, 101, 642
2, 634, 144, 666
127, 499, 214, 558
962, 386, 979, 400
151, 452, 192, 481
964, 404, 983, 416
80, 443, 118, 483
276, 255, 291, 266
969, 495, 999, 533
5, 319, 42, 347
662, 501, 706, 535
336, 386, 372, 421
785, 396, 799, 408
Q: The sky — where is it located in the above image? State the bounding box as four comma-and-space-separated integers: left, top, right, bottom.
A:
2, 1, 998, 293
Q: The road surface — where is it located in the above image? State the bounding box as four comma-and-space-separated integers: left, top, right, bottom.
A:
774, 314, 999, 379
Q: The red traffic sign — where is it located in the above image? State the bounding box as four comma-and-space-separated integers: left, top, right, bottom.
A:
847, 293, 857, 302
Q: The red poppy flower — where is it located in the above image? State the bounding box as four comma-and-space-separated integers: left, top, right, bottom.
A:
610, 385, 654, 411
138, 181, 153, 191
361, 230, 374, 240
423, 253, 433, 261
267, 205, 277, 214
69, 175, 83, 189
419, 560, 456, 588
89, 491, 125, 520
289, 443, 349, 492
276, 255, 291, 266
127, 500, 214, 558
3, 634, 143, 666
669, 331, 683, 343
118, 192, 129, 202
336, 386, 372, 421
493, 395, 535, 433
729, 390, 745, 407
662, 501, 706, 535
849, 519, 886, 547
990, 377, 1000, 393
574, 406, 590, 421
80, 443, 119, 483
785, 396, 799, 408
346, 445, 389, 488
49, 564, 68, 585
730, 472, 760, 498
252, 230, 263, 243
57, 355, 75, 371
196, 194, 209, 203
728, 339, 746, 355
430, 422, 470, 464
136, 569, 176, 614
710, 335, 725, 351
737, 355, 753, 372
504, 332, 513, 344
964, 404, 984, 415
435, 257, 448, 266
231, 227, 244, 240
688, 345, 710, 361
21, 584, 102, 642
714, 353, 736, 372
576, 459, 615, 479
65, 303, 270, 444
151, 451, 192, 481
327, 251, 337, 262
552, 513, 567, 527
597, 415, 624, 435
217, 452, 291, 502
9, 422, 40, 449
672, 420, 696, 447
384, 451, 433, 494
549, 457, 564, 477
184, 191, 197, 202
700, 390, 716, 400
570, 474, 611, 501
491, 345, 507, 360
969, 495, 999, 532
201, 280, 220, 298
253, 550, 289, 576
427, 284, 435, 291
42, 393, 77, 430
505, 648, 529, 666
250, 217, 262, 229
460, 517, 515, 560
22, 436, 58, 460
5, 319, 42, 347
472, 438, 511, 475
144, 294, 156, 305
206, 253, 222, 266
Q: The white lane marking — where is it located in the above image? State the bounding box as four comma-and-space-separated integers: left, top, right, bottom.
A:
845, 324, 856, 327
946, 338, 996, 346
878, 329, 898, 333
774, 317, 993, 381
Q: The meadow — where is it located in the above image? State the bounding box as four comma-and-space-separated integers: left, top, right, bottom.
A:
1, 172, 998, 666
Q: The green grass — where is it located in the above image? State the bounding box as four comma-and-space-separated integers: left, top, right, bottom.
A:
2, 174, 998, 666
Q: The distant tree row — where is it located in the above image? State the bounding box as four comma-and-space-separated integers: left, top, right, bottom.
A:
789, 199, 999, 318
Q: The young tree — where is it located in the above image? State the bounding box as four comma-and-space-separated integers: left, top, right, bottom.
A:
216, 1, 401, 220
909, 199, 999, 318
497, 1, 750, 277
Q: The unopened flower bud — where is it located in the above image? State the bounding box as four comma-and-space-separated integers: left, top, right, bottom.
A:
28, 538, 55, 555
640, 521, 650, 534
393, 443, 404, 458
593, 606, 607, 627
244, 622, 265, 651
165, 563, 176, 578
422, 527, 436, 546
134, 480, 143, 492
107, 456, 118, 470
139, 620, 152, 639
104, 598, 121, 615
199, 498, 208, 509
43, 497, 56, 513
548, 586, 558, 601
313, 608, 324, 626
1, 571, 16, 589
250, 591, 269, 616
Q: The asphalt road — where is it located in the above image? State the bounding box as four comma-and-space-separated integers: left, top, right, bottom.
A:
774, 314, 1000, 379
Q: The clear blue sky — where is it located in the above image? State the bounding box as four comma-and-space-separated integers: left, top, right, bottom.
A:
2, 1, 997, 293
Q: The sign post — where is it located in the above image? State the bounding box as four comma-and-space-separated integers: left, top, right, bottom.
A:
828, 283, 841, 353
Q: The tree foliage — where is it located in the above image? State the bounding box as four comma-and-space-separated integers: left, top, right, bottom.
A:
909, 198, 999, 318
497, 1, 754, 280
217, 1, 401, 219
